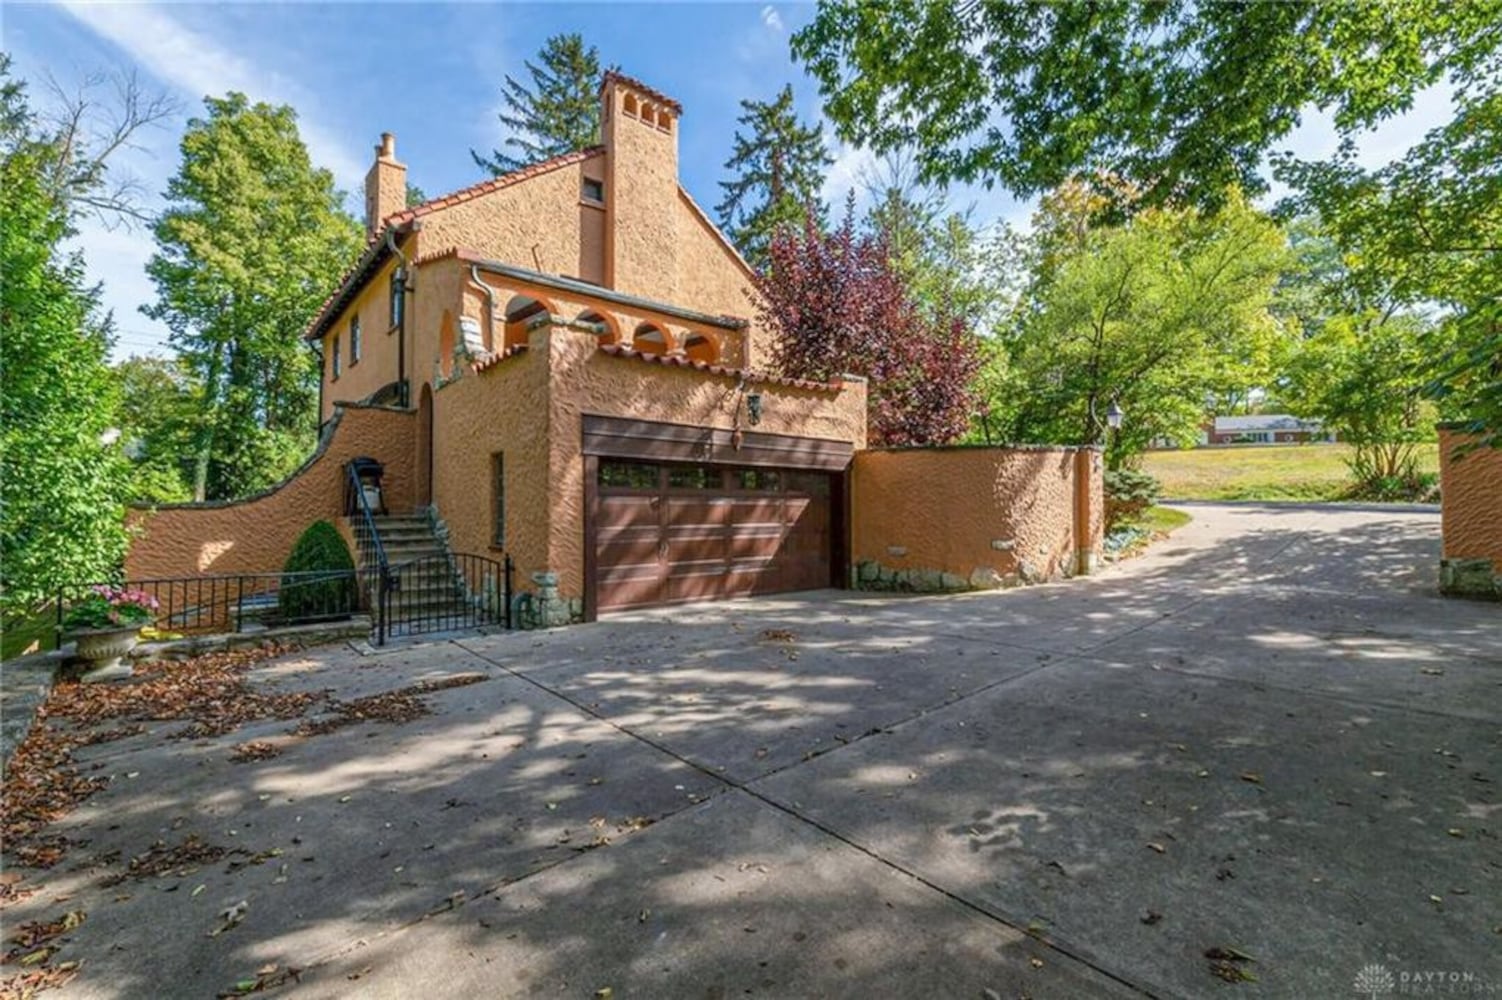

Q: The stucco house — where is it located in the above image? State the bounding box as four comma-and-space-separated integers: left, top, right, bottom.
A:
126, 73, 1103, 632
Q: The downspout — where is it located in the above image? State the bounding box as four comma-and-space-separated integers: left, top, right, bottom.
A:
468, 264, 498, 353
384, 226, 412, 407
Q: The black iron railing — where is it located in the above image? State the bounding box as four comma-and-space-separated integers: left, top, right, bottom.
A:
345, 461, 393, 644
382, 552, 512, 640
55, 569, 365, 645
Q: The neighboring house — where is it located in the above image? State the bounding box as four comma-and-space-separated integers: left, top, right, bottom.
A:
125, 73, 1103, 628
1205, 415, 1333, 446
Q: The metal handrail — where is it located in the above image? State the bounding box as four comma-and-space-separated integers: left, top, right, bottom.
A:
345, 462, 397, 644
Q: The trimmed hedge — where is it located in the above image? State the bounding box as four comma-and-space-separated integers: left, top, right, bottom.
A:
278, 520, 356, 621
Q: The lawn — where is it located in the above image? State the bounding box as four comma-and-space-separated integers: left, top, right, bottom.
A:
1140, 442, 1440, 501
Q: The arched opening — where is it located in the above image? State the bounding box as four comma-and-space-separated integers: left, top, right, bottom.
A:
577, 309, 620, 346
502, 294, 553, 351
632, 322, 670, 355
656, 109, 673, 131
683, 332, 718, 364
417, 382, 434, 509
623, 93, 639, 118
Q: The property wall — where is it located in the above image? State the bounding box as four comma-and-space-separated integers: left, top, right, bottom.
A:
1438, 427, 1502, 598
125, 405, 415, 580
851, 445, 1103, 592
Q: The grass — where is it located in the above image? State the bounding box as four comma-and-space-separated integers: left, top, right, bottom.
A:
1140, 505, 1193, 534
1139, 442, 1440, 501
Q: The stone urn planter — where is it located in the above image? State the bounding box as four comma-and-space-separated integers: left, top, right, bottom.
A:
69, 625, 142, 683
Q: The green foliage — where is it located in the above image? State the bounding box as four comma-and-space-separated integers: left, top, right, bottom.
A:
145, 92, 362, 501
982, 186, 1290, 467
1277, 71, 1501, 445
1283, 313, 1445, 493
1104, 469, 1161, 531
716, 84, 832, 268
792, 0, 1497, 212
0, 65, 130, 616
471, 33, 606, 176
278, 520, 356, 621
62, 585, 158, 631
114, 355, 197, 503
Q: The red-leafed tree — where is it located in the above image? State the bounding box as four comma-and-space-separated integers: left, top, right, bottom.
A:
755, 206, 981, 445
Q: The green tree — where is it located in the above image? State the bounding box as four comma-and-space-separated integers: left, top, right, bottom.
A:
716, 84, 832, 268
1, 129, 129, 614
405, 182, 427, 208
114, 355, 198, 503
792, 0, 1497, 211
145, 93, 362, 501
1285, 314, 1446, 494
471, 33, 606, 176
987, 189, 1290, 466
1278, 82, 1501, 445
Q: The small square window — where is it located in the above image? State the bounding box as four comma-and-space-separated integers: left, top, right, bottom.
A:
350, 315, 361, 365
599, 461, 659, 489
582, 177, 605, 204
667, 465, 716, 490
331, 334, 341, 379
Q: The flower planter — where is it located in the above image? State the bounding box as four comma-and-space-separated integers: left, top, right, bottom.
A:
68, 626, 141, 683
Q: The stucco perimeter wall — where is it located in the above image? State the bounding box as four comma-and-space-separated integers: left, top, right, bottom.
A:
852, 446, 1103, 592
1438, 428, 1502, 599
125, 406, 415, 581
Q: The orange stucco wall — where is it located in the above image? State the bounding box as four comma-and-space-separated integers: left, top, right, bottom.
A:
1439, 428, 1502, 584
125, 405, 415, 580
426, 323, 866, 599
852, 446, 1103, 590
321, 255, 405, 422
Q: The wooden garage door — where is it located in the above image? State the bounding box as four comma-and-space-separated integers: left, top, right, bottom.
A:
595, 461, 832, 612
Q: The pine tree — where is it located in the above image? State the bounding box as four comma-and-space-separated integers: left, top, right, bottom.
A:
716, 84, 832, 269
145, 93, 362, 501
471, 34, 606, 176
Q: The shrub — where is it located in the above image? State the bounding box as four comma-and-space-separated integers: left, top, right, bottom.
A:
278, 520, 356, 622
62, 585, 160, 631
1104, 468, 1161, 530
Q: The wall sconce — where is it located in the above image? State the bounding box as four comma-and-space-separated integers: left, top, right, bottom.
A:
746, 391, 764, 426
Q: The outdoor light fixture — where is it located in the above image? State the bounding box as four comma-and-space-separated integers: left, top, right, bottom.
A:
1105, 400, 1124, 430
746, 390, 764, 426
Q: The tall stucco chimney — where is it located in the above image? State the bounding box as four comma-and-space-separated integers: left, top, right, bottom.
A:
364, 132, 406, 237
600, 72, 680, 302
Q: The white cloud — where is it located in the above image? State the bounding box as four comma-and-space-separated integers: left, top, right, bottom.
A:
58, 2, 366, 189
760, 5, 785, 33
821, 139, 879, 210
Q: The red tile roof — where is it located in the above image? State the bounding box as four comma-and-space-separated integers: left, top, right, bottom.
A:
598, 344, 841, 392
600, 71, 683, 114
471, 345, 528, 374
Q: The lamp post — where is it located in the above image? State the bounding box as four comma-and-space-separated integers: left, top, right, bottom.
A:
1106, 400, 1123, 431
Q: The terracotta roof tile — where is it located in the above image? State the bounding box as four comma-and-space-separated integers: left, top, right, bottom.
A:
598, 344, 840, 392
600, 71, 683, 114
472, 345, 528, 374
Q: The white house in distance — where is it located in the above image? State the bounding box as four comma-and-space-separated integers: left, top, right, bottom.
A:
1203, 414, 1333, 446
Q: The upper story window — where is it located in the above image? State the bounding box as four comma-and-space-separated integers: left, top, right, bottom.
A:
349, 315, 362, 365
582, 177, 604, 204
331, 334, 342, 380
389, 269, 405, 329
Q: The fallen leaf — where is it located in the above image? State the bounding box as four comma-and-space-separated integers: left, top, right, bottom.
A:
1146, 842, 1166, 854
1239, 772, 1262, 784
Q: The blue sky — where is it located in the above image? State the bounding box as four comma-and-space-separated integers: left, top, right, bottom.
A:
5, 2, 1451, 360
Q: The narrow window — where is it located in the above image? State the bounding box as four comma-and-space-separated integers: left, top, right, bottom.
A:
349, 315, 361, 365
491, 453, 505, 547
331, 334, 341, 379
582, 177, 604, 204
389, 269, 404, 329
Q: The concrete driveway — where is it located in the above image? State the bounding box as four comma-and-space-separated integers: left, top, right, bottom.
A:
8, 503, 1499, 998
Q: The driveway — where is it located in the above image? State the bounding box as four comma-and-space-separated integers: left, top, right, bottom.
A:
6, 503, 1499, 998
